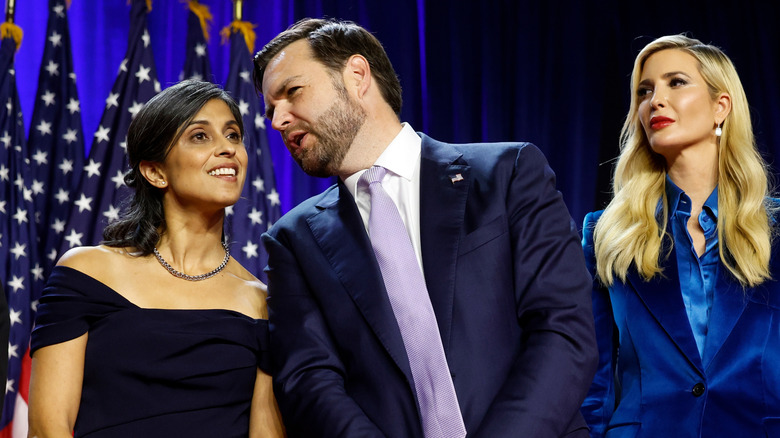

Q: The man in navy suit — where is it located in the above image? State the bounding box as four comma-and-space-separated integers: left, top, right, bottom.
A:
254, 18, 597, 437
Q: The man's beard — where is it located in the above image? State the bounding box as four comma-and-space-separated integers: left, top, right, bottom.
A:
293, 87, 367, 178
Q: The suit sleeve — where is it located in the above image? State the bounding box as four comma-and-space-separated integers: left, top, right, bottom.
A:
262, 232, 385, 438
472, 145, 598, 437
579, 212, 618, 438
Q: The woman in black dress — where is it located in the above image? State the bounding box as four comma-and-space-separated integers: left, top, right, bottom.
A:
27, 79, 284, 437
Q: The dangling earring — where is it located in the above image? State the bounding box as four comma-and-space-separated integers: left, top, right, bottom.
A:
715, 123, 722, 137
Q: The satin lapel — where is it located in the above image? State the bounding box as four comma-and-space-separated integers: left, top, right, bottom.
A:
628, 246, 704, 371
701, 267, 750, 369
306, 181, 414, 382
418, 135, 469, 351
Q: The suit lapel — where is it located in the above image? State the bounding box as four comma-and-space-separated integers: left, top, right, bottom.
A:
306, 182, 414, 382
418, 135, 470, 351
628, 246, 704, 372
701, 266, 750, 369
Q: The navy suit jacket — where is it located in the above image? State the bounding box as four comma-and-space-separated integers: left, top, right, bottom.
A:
581, 210, 780, 438
263, 135, 597, 437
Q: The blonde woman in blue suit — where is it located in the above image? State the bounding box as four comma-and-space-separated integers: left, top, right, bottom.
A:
581, 34, 780, 438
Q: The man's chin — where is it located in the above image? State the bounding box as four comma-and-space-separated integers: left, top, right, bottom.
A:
299, 160, 335, 178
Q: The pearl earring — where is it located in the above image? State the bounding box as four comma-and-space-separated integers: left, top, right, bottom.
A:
715, 123, 722, 137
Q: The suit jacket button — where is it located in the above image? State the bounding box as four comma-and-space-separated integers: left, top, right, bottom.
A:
692, 382, 705, 397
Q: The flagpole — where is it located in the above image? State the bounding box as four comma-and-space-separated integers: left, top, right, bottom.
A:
4, 0, 15, 23
233, 0, 242, 21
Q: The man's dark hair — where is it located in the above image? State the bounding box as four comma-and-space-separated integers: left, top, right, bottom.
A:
253, 18, 402, 116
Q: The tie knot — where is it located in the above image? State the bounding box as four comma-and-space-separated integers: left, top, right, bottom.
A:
361, 166, 386, 185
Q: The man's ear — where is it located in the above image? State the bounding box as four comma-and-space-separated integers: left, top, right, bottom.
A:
139, 160, 168, 189
343, 54, 372, 99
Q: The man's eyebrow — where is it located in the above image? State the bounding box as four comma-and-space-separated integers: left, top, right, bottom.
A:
264, 75, 302, 119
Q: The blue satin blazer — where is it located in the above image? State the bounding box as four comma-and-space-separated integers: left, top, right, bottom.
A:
581, 210, 780, 438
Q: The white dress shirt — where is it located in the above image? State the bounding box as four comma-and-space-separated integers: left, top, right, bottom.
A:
344, 123, 424, 271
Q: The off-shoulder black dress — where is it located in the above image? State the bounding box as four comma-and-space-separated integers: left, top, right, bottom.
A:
31, 266, 270, 437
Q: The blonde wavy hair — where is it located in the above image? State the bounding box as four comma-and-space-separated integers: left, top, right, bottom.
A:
594, 34, 774, 287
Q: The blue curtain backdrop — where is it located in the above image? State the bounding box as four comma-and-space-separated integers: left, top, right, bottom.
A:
14, 0, 780, 226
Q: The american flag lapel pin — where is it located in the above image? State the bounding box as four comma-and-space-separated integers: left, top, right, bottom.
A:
450, 173, 464, 184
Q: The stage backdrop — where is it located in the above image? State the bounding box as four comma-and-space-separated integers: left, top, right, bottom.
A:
14, 0, 780, 225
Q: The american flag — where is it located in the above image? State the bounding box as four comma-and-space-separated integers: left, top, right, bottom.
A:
28, 0, 85, 284
0, 27, 43, 436
58, 0, 159, 255
222, 21, 281, 283
180, 0, 212, 82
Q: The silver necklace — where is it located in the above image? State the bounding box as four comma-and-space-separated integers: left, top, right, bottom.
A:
153, 242, 230, 281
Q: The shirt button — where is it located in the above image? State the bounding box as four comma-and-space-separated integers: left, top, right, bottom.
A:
692, 382, 705, 397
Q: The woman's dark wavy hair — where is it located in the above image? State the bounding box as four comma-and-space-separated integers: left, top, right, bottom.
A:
101, 79, 244, 255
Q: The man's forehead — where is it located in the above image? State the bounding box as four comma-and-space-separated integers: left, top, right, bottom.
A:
264, 40, 312, 86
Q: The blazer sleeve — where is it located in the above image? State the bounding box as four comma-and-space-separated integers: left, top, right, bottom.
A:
472, 145, 598, 437
579, 211, 618, 438
262, 231, 386, 437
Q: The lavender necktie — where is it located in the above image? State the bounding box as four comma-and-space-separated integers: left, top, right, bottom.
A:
362, 166, 467, 438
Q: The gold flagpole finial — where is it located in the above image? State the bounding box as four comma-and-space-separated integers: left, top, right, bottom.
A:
233, 0, 243, 22
5, 0, 16, 23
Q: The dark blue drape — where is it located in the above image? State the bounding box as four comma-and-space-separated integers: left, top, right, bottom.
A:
15, 0, 780, 224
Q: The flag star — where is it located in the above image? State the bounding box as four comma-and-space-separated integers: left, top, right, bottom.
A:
0, 164, 7, 181
8, 343, 18, 359
111, 170, 125, 188
128, 101, 144, 118
48, 248, 58, 261
255, 113, 265, 130
69, 72, 77, 82
67, 97, 80, 114
36, 120, 53, 136
62, 129, 78, 144
103, 204, 120, 223
31, 263, 45, 281
5, 379, 14, 394
154, 80, 161, 93
248, 208, 264, 225
51, 217, 66, 233
32, 149, 48, 165
225, 205, 234, 216
59, 158, 74, 175
32, 180, 45, 196
9, 309, 21, 327
195, 43, 206, 56
5, 98, 11, 112
74, 193, 93, 212
266, 188, 281, 207
32, 299, 40, 312
120, 140, 127, 151
10, 242, 26, 259
14, 173, 24, 190
23, 186, 33, 202
238, 99, 249, 116
106, 92, 119, 109
242, 241, 259, 259
41, 90, 56, 106
0, 199, 5, 213
0, 131, 10, 148
142, 29, 150, 47
135, 64, 151, 83
45, 60, 60, 76
240, 70, 251, 83
119, 58, 128, 72
64, 228, 84, 247
252, 177, 265, 192
8, 276, 24, 292
54, 4, 65, 17
84, 159, 101, 178
12, 208, 28, 225
94, 125, 111, 143
48, 30, 62, 47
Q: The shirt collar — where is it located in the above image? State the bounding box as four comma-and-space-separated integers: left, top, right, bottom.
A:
343, 123, 421, 193
664, 175, 718, 219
